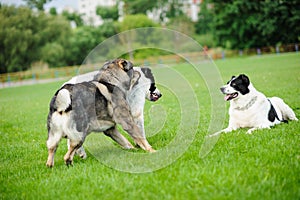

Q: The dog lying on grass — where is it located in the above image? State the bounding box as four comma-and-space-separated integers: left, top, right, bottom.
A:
210, 74, 297, 136
46, 59, 161, 167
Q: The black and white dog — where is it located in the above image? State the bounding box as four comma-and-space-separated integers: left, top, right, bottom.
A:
46, 59, 161, 167
211, 74, 297, 136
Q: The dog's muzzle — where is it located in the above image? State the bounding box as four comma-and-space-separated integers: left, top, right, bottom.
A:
220, 86, 238, 101
220, 87, 226, 94
150, 91, 162, 102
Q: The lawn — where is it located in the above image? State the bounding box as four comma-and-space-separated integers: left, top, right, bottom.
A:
0, 53, 299, 199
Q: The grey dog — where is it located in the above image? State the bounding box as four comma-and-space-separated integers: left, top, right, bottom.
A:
46, 59, 160, 167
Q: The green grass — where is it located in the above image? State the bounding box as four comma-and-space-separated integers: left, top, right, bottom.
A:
0, 53, 299, 199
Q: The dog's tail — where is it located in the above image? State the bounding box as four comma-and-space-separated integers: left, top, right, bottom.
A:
269, 97, 298, 121
55, 89, 71, 113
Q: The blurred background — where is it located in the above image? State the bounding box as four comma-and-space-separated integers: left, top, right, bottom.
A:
0, 0, 299, 84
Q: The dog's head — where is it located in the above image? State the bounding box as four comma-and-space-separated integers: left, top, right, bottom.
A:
95, 58, 135, 89
220, 74, 250, 101
130, 67, 162, 102
101, 58, 133, 72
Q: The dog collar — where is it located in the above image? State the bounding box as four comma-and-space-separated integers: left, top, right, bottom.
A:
235, 96, 258, 111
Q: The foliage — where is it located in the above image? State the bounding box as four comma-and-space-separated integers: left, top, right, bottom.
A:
96, 5, 119, 21
164, 0, 184, 19
38, 15, 72, 68
62, 10, 84, 27
0, 5, 72, 72
123, 0, 185, 23
0, 53, 299, 199
2, 1, 300, 72
118, 14, 158, 32
23, 0, 51, 11
167, 15, 195, 36
209, 0, 300, 49
193, 33, 215, 48
65, 26, 105, 66
98, 21, 118, 38
123, 0, 160, 15
195, 1, 213, 35
40, 42, 65, 67
49, 7, 57, 15
0, 6, 34, 72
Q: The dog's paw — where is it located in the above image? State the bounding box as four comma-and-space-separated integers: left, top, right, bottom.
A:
79, 153, 87, 159
46, 162, 54, 168
123, 142, 135, 149
223, 127, 235, 133
207, 131, 222, 138
46, 158, 54, 168
77, 151, 87, 159
147, 147, 156, 153
65, 159, 73, 167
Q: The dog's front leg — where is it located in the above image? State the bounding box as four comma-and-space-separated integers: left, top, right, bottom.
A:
104, 127, 135, 149
207, 126, 236, 137
121, 122, 155, 152
111, 90, 155, 152
223, 127, 236, 133
118, 118, 155, 152
134, 115, 145, 138
247, 126, 271, 134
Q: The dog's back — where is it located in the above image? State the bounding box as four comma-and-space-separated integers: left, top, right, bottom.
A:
48, 82, 113, 133
268, 97, 298, 121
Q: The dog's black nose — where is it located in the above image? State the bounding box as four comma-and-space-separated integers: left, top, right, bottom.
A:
220, 87, 225, 93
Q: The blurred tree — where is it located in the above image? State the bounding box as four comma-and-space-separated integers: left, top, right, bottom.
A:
122, 0, 185, 23
167, 15, 195, 36
65, 26, 105, 66
165, 0, 183, 19
96, 5, 119, 21
62, 11, 84, 27
0, 5, 72, 72
210, 0, 300, 49
195, 1, 213, 35
98, 21, 118, 38
49, 7, 57, 15
40, 42, 65, 67
117, 14, 158, 60
123, 0, 159, 15
38, 15, 72, 67
0, 6, 38, 72
118, 14, 157, 31
24, 0, 51, 11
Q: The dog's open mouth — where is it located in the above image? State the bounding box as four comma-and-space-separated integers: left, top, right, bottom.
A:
224, 92, 238, 101
150, 93, 161, 101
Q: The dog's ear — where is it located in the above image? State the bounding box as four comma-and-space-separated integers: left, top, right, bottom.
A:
227, 76, 236, 84
129, 71, 141, 90
118, 59, 133, 72
239, 74, 250, 86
